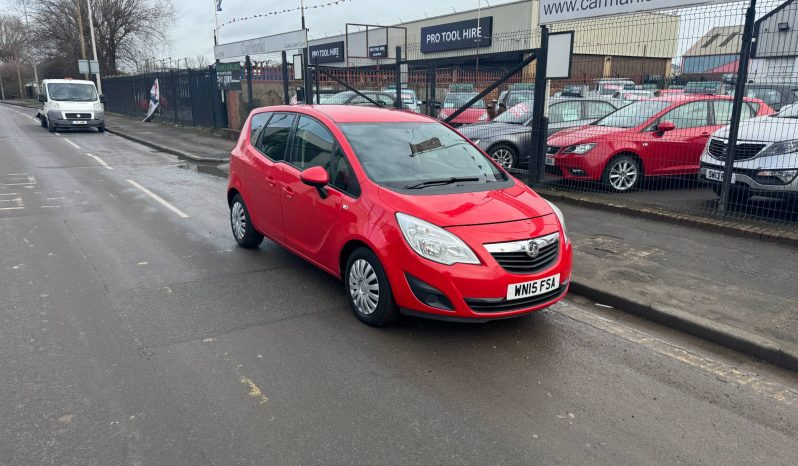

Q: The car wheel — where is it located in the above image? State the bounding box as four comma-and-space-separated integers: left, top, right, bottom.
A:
48, 121, 57, 133
230, 194, 263, 249
602, 155, 641, 192
345, 247, 399, 327
489, 144, 517, 169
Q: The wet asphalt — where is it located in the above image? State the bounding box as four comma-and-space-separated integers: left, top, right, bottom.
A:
1, 104, 797, 465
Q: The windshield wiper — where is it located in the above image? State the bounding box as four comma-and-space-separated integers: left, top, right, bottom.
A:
404, 177, 481, 190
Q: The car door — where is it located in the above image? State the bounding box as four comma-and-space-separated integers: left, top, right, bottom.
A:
248, 112, 295, 242
279, 115, 346, 268
649, 100, 712, 175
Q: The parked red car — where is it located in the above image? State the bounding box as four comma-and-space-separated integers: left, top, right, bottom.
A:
437, 90, 488, 126
546, 95, 774, 192
227, 105, 572, 326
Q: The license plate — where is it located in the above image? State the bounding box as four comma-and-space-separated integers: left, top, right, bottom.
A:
705, 168, 734, 184
73, 120, 87, 125
545, 156, 555, 166
507, 274, 560, 300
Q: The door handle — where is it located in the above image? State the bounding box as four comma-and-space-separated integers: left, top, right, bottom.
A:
700, 132, 710, 137
282, 186, 294, 199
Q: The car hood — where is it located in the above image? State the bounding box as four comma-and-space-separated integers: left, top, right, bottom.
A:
377, 183, 553, 228
713, 114, 798, 142
459, 122, 529, 139
440, 108, 487, 123
547, 124, 629, 146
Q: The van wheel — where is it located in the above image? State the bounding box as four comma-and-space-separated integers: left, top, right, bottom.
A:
98, 126, 105, 133
40, 117, 47, 128
48, 121, 56, 133
345, 247, 399, 327
230, 194, 263, 248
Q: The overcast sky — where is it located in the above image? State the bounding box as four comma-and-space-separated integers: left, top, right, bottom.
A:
168, 0, 519, 62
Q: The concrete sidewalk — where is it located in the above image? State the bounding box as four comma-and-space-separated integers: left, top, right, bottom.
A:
5, 98, 796, 370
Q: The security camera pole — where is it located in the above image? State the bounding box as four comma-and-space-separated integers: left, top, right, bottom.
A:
86, 0, 102, 94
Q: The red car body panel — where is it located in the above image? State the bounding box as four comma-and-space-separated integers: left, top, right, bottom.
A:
228, 105, 572, 320
438, 107, 488, 125
546, 95, 774, 181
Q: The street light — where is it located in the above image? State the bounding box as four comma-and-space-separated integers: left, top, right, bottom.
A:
85, 0, 102, 93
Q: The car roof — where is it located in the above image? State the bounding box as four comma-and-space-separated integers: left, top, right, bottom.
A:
257, 105, 436, 123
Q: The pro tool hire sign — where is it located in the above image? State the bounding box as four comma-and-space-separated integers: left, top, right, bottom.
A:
421, 17, 493, 53
309, 41, 345, 64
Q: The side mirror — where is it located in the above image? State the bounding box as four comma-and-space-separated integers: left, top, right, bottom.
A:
100, 95, 107, 103
657, 121, 676, 132
38, 94, 46, 103
300, 166, 330, 199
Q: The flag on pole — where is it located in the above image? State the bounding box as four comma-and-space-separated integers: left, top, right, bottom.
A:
216, 0, 223, 12
143, 79, 160, 122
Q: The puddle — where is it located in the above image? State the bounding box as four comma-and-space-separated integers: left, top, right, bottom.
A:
179, 162, 228, 179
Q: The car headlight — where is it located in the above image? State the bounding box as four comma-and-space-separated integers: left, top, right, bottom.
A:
563, 143, 596, 155
544, 200, 568, 241
759, 139, 798, 158
396, 212, 480, 265
755, 169, 798, 184
94, 102, 104, 111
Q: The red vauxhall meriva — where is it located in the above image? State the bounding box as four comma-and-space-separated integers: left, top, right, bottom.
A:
227, 105, 572, 326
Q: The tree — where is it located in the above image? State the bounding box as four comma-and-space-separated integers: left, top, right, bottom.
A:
0, 14, 28, 62
30, 0, 175, 77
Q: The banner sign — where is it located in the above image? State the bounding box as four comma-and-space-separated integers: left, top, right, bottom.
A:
216, 62, 242, 90
214, 30, 307, 59
368, 44, 388, 58
420, 17, 493, 53
143, 79, 159, 122
309, 41, 345, 64
539, 0, 737, 24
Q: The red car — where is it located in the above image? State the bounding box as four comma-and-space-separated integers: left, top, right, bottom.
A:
437, 91, 488, 126
546, 95, 774, 192
227, 105, 572, 326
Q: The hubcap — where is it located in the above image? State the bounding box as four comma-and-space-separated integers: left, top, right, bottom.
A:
231, 202, 246, 239
609, 160, 638, 191
348, 259, 379, 315
491, 149, 513, 169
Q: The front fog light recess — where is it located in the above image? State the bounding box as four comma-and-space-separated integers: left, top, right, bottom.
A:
756, 169, 798, 184
396, 212, 480, 265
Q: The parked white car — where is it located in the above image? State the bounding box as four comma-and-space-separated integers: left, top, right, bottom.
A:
37, 79, 106, 133
700, 103, 798, 203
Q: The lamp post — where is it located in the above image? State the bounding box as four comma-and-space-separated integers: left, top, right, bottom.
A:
86, 0, 102, 93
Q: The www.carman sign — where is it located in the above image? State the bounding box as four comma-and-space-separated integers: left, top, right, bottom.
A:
539, 0, 737, 24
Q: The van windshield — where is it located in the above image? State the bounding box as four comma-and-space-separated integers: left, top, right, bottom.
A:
47, 83, 98, 102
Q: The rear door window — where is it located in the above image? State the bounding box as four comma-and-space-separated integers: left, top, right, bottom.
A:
258, 112, 295, 161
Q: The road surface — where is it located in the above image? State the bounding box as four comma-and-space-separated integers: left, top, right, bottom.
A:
1, 104, 796, 465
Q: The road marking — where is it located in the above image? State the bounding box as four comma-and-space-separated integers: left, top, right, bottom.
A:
64, 138, 80, 149
86, 153, 113, 170
125, 179, 189, 218
0, 207, 24, 211
239, 377, 269, 405
553, 303, 798, 406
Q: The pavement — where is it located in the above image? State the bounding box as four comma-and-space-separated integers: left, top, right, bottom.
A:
2, 101, 798, 465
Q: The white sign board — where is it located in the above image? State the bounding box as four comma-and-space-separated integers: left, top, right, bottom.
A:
546, 31, 574, 79
78, 59, 100, 74
293, 54, 304, 80
539, 0, 737, 24
214, 30, 307, 59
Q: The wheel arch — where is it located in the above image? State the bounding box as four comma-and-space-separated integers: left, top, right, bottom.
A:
607, 151, 645, 175
339, 239, 374, 278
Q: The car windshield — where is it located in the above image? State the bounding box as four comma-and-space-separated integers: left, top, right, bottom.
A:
594, 100, 670, 128
597, 81, 634, 95
321, 93, 353, 104
47, 83, 97, 102
493, 100, 534, 124
339, 122, 507, 190
506, 91, 535, 107
773, 103, 798, 118
443, 92, 485, 109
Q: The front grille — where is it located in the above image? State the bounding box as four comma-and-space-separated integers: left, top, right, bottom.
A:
488, 236, 560, 274
465, 285, 567, 313
547, 146, 560, 155
707, 138, 766, 161
65, 112, 89, 119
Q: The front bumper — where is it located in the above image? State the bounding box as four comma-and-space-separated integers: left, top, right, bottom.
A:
47, 110, 105, 129
699, 151, 798, 197
380, 215, 573, 321
545, 146, 611, 181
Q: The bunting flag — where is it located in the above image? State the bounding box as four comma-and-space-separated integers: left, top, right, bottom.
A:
143, 79, 160, 123
217, 0, 350, 30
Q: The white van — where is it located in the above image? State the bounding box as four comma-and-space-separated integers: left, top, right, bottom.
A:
37, 79, 106, 133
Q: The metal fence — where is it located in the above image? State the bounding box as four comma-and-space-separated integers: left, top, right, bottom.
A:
103, 68, 227, 128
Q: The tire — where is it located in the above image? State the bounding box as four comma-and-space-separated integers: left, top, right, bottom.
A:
344, 247, 399, 327
97, 126, 105, 133
48, 120, 56, 133
602, 155, 642, 193
488, 144, 517, 170
40, 116, 47, 128
229, 194, 263, 249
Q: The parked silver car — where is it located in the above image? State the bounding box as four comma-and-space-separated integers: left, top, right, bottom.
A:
700, 103, 798, 204
459, 97, 625, 169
